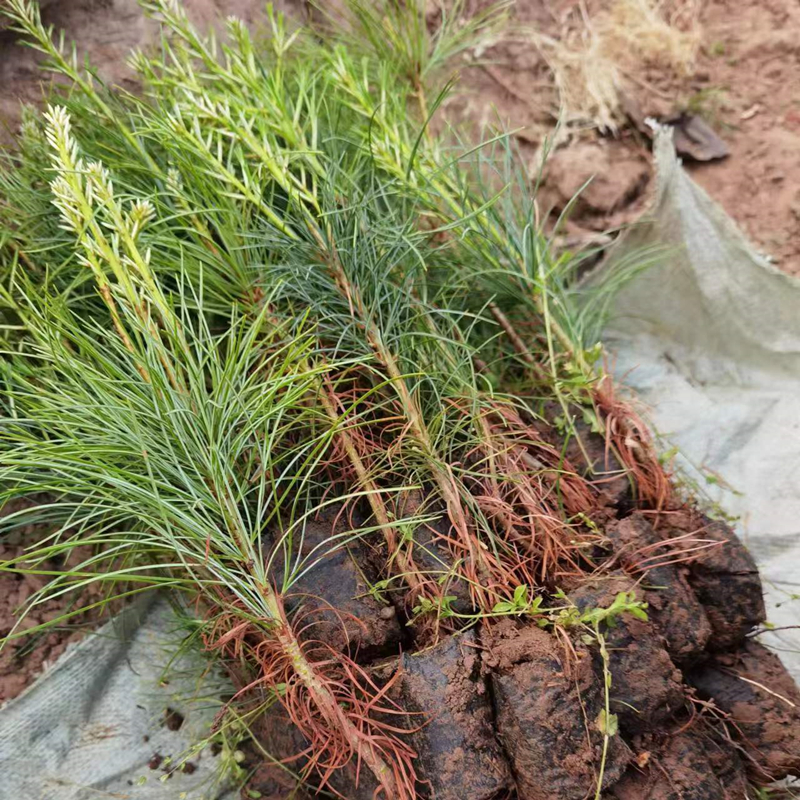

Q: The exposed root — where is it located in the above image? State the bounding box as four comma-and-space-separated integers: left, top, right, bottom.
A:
204, 591, 417, 799
469, 403, 603, 584
592, 376, 671, 509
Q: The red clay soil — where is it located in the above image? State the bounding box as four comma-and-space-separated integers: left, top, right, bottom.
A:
690, 640, 800, 781
0, 500, 119, 703
448, 0, 800, 274
0, 0, 300, 143
609, 728, 749, 800
682, 0, 800, 274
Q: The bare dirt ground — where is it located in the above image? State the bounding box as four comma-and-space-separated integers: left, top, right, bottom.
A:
0, 0, 299, 136
445, 0, 800, 272
685, 0, 800, 271
1, 0, 798, 273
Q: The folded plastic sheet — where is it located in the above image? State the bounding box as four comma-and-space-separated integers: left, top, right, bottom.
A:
0, 597, 236, 799
597, 129, 800, 680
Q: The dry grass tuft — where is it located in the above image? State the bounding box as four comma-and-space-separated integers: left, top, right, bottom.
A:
531, 0, 701, 130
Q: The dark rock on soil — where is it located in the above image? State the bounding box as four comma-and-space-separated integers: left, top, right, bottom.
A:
267, 507, 402, 660
608, 729, 745, 800
689, 640, 800, 780
607, 515, 711, 663
488, 622, 630, 800
570, 574, 684, 732
683, 517, 765, 651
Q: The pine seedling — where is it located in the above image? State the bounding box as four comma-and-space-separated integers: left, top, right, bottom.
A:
0, 3, 673, 795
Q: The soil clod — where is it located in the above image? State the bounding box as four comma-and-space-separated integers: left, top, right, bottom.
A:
682, 517, 765, 651
608, 729, 743, 800
563, 422, 631, 509
267, 507, 402, 660
386, 628, 512, 800
570, 575, 684, 732
488, 623, 630, 800
607, 515, 711, 662
689, 639, 800, 780
163, 708, 184, 731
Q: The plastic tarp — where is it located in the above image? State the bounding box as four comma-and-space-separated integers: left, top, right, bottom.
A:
0, 597, 236, 799
1, 129, 798, 799
596, 129, 800, 680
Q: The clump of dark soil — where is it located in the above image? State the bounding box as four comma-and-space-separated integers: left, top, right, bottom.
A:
702, 731, 752, 800
569, 573, 684, 732
241, 760, 312, 800
244, 628, 510, 800
609, 728, 748, 800
606, 514, 712, 662
678, 515, 766, 651
384, 629, 511, 800
563, 422, 632, 509
266, 506, 402, 661
163, 707, 185, 732
689, 639, 800, 780
241, 711, 316, 800
237, 498, 800, 800
486, 621, 630, 800
390, 508, 474, 623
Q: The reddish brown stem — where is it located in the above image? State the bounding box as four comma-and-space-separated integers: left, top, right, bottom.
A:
317, 377, 428, 600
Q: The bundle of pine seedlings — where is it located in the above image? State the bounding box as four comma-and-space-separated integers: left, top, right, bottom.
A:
1, 2, 799, 799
